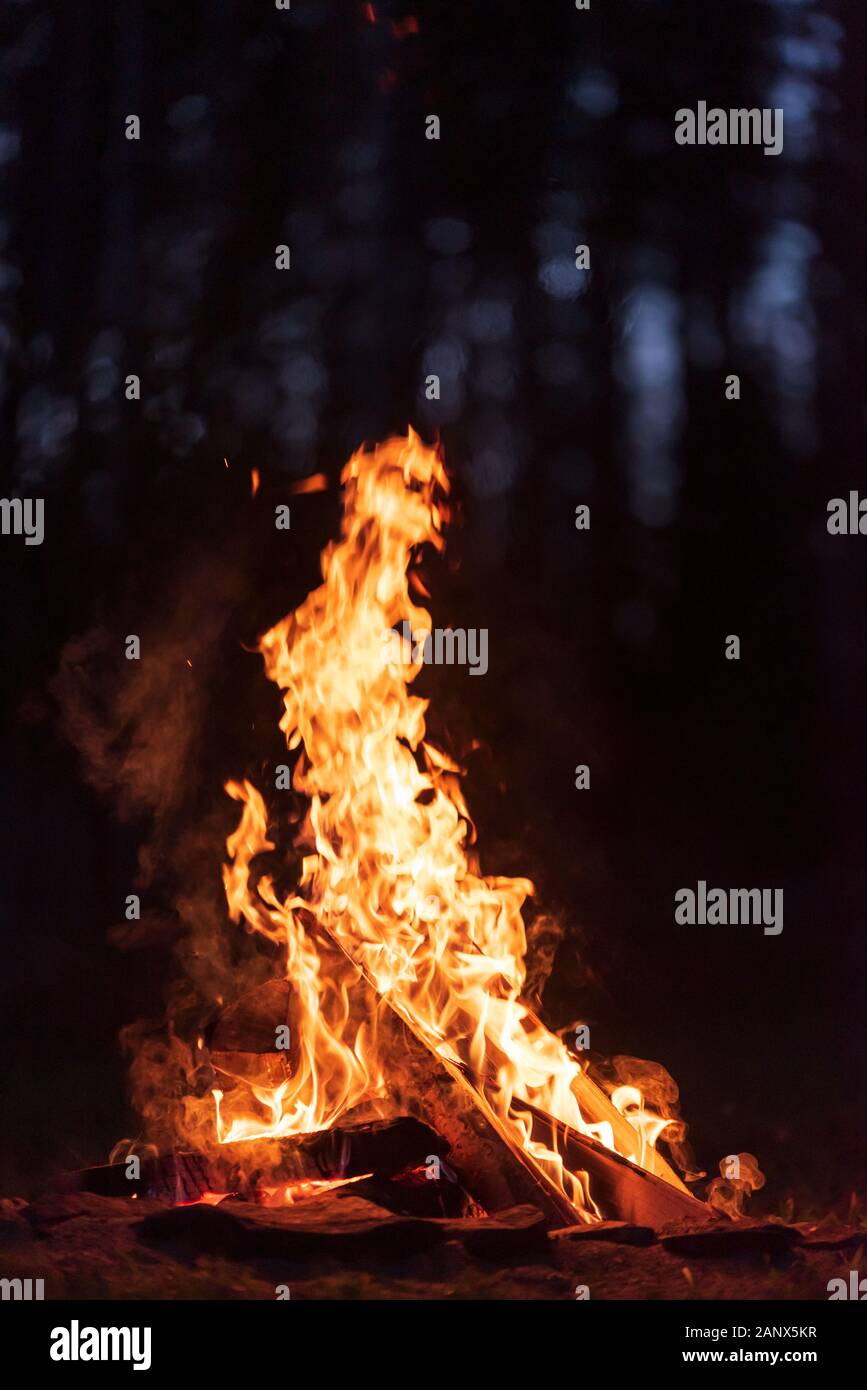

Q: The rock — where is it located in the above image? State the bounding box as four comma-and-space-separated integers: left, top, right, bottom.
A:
549, 1220, 656, 1247
25, 1193, 149, 1228
439, 1204, 548, 1257
661, 1221, 802, 1258
793, 1224, 866, 1252
0, 1199, 34, 1245
136, 1191, 445, 1260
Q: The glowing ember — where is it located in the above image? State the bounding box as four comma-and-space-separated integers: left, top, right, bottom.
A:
256, 1175, 373, 1208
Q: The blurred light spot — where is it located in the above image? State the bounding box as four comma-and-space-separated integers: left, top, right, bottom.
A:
533, 221, 573, 257
259, 302, 321, 351
0, 259, 22, 292
422, 337, 467, 383
568, 69, 618, 118
617, 285, 683, 527
337, 180, 378, 224
777, 35, 839, 73
470, 445, 519, 499
279, 353, 326, 397
732, 220, 819, 453
85, 358, 119, 404
767, 75, 820, 158
426, 218, 473, 255
29, 332, 53, 368
0, 127, 21, 163
17, 386, 78, 467
539, 255, 588, 301
467, 417, 520, 499
272, 400, 319, 447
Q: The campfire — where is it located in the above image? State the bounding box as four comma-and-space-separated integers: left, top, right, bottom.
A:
65, 433, 718, 1231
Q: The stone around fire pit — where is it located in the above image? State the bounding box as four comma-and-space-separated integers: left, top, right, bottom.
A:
3, 1184, 862, 1301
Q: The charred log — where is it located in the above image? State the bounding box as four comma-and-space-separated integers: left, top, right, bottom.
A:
54, 1116, 449, 1205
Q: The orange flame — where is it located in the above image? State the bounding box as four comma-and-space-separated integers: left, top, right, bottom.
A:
204, 431, 686, 1219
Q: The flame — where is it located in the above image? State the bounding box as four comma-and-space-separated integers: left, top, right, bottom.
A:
202, 431, 685, 1219
257, 1174, 372, 1208
288, 472, 328, 495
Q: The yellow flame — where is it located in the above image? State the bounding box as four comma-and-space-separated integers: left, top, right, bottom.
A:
208, 431, 683, 1218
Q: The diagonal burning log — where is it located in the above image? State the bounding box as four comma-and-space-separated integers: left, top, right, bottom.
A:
217, 940, 709, 1229
510, 1098, 716, 1228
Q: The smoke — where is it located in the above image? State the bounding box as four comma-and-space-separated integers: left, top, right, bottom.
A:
52, 555, 244, 837
51, 548, 279, 1142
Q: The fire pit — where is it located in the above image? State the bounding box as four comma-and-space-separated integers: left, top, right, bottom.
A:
7, 436, 862, 1306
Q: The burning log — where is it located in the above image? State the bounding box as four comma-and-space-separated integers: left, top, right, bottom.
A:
53, 1151, 212, 1205
306, 924, 701, 1228
511, 1098, 717, 1228
202, 981, 576, 1223
204, 979, 583, 1224
376, 1014, 580, 1225
54, 1116, 449, 1206
203, 972, 707, 1229
219, 1115, 448, 1192
207, 978, 296, 1088
207, 978, 294, 1055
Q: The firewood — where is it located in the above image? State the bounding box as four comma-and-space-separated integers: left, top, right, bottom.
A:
207, 958, 695, 1226
511, 1097, 717, 1228
207, 978, 294, 1055
293, 921, 695, 1224
55, 1117, 447, 1206
375, 1012, 577, 1224
223, 1115, 448, 1189
53, 1151, 212, 1205
204, 975, 579, 1221
206, 979, 297, 1091
349, 1169, 479, 1219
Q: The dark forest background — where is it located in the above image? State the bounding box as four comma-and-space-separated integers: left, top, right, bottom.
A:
0, 0, 865, 1214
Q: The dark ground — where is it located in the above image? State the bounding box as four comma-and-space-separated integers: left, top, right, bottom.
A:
2, 1187, 863, 1301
